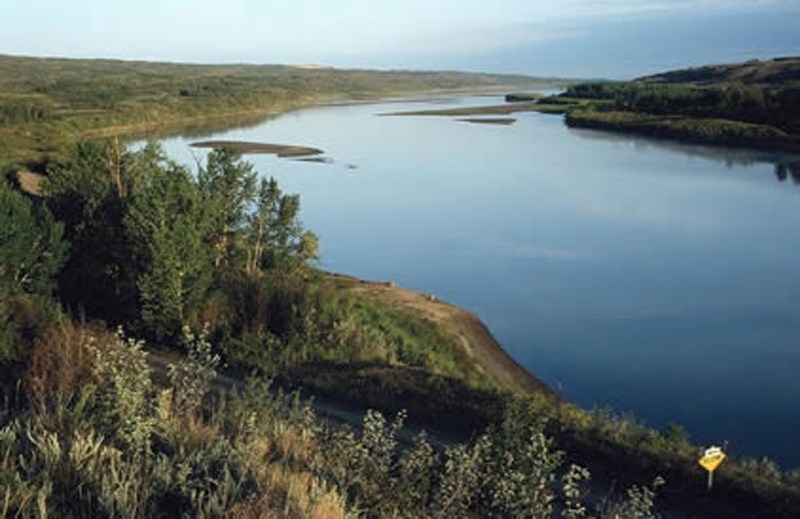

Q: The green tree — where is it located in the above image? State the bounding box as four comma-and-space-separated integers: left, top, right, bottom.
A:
245, 177, 318, 275
125, 158, 211, 340
44, 139, 143, 322
198, 148, 256, 270
0, 179, 66, 360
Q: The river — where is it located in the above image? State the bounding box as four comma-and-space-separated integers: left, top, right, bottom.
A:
151, 94, 800, 468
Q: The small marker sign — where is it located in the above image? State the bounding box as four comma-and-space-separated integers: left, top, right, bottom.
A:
699, 446, 726, 489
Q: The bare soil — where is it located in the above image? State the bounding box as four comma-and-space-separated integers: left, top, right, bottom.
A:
191, 140, 323, 157
458, 117, 516, 125
15, 170, 45, 196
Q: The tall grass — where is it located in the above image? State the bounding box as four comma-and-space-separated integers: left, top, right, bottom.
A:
2, 321, 669, 518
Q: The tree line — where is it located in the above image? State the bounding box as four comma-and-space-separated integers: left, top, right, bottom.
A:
558, 81, 800, 134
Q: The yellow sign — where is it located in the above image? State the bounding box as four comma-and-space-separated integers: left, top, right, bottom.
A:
699, 446, 726, 473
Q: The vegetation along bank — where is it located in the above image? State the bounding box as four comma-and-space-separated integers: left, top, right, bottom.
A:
541, 57, 800, 154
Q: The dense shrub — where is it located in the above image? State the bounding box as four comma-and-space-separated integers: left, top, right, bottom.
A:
0, 177, 65, 361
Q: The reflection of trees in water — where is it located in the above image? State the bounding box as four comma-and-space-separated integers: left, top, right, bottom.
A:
126, 113, 277, 142
774, 163, 800, 184
569, 127, 800, 186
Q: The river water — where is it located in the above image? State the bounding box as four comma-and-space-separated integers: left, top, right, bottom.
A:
153, 95, 800, 468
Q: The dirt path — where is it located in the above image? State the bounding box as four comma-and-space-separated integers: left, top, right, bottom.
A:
146, 350, 451, 451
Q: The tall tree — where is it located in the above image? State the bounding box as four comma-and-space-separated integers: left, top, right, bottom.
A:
0, 179, 66, 360
0, 182, 65, 296
125, 158, 211, 340
44, 140, 145, 322
198, 148, 256, 270
245, 177, 318, 275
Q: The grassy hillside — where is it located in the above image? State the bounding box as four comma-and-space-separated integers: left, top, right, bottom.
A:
540, 57, 800, 153
0, 54, 565, 169
639, 57, 800, 85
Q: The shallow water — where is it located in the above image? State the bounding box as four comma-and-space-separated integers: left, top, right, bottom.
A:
153, 95, 800, 468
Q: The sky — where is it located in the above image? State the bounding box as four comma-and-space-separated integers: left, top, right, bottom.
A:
2, 0, 799, 78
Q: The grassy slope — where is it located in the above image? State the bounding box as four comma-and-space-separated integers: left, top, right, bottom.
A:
550, 57, 800, 152
639, 56, 800, 85
0, 54, 566, 169
245, 274, 800, 518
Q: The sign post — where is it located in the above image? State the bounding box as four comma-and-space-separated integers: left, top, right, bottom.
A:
698, 446, 726, 490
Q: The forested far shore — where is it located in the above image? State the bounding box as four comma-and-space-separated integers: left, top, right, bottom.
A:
537, 57, 800, 153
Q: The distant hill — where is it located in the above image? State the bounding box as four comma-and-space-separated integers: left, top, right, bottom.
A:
543, 56, 800, 153
0, 54, 569, 169
638, 57, 800, 85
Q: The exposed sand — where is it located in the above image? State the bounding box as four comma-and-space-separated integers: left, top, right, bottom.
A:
294, 156, 334, 164
16, 170, 45, 196
191, 140, 323, 157
458, 117, 516, 125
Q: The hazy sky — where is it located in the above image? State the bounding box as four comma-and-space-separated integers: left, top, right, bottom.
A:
3, 0, 799, 78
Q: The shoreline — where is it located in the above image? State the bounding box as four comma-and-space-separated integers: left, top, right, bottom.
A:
83, 85, 543, 144
14, 88, 563, 402
30, 90, 799, 407
328, 273, 558, 399
564, 109, 800, 155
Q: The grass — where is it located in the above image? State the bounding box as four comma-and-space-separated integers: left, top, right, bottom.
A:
565, 109, 800, 152
281, 362, 507, 438
345, 294, 482, 382
3, 319, 699, 518
10, 315, 800, 517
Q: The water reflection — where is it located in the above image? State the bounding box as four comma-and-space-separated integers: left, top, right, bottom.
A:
567, 126, 800, 184
122, 112, 280, 143
774, 162, 800, 183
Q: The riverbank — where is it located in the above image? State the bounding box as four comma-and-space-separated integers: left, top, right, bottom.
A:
317, 276, 800, 518
386, 96, 800, 155
540, 58, 800, 155
329, 273, 555, 397
564, 109, 800, 154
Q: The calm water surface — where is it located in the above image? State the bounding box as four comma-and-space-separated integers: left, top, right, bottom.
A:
154, 96, 800, 467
